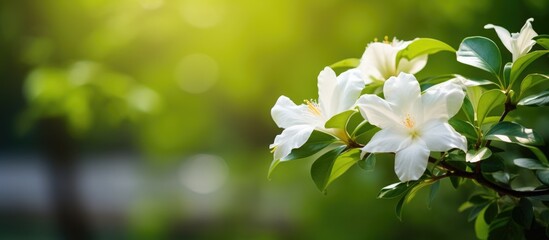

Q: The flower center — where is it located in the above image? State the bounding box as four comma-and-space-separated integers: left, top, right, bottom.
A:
403, 113, 415, 129
304, 99, 321, 116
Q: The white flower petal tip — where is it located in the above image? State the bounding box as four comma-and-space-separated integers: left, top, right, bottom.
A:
356, 73, 467, 182
484, 18, 537, 61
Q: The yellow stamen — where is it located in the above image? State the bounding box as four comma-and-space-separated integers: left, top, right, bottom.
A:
383, 35, 390, 44
304, 99, 321, 116
374, 37, 378, 42
403, 114, 414, 129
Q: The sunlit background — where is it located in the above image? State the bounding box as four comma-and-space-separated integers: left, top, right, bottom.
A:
1, 0, 549, 239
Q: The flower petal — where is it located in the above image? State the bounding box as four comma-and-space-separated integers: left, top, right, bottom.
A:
484, 23, 512, 53
397, 54, 428, 75
317, 67, 338, 117
271, 96, 318, 129
356, 94, 401, 129
383, 73, 422, 119
421, 120, 467, 152
516, 18, 537, 60
359, 42, 396, 81
362, 127, 412, 153
394, 140, 430, 182
271, 125, 316, 161
422, 80, 465, 120
331, 68, 366, 114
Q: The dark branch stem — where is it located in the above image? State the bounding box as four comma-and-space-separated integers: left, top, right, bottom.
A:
428, 157, 549, 198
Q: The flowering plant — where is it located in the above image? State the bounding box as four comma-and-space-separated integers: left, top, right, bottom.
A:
269, 19, 549, 239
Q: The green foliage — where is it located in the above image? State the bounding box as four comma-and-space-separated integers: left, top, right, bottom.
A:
518, 91, 549, 106
329, 58, 361, 69
397, 38, 455, 61
477, 89, 505, 127
310, 145, 347, 192
457, 36, 502, 77
510, 50, 549, 88
325, 110, 356, 129
283, 130, 338, 161
485, 122, 544, 146
534, 35, 549, 49
358, 153, 376, 171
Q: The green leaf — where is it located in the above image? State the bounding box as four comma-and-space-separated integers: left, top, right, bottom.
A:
503, 62, 512, 87
536, 169, 549, 185
485, 121, 544, 146
325, 148, 361, 188
518, 144, 549, 166
284, 130, 337, 161
519, 74, 549, 98
329, 58, 360, 69
485, 202, 499, 224
477, 89, 505, 126
449, 118, 478, 140
378, 181, 417, 199
325, 110, 356, 129
518, 91, 549, 106
480, 155, 504, 173
512, 198, 533, 229
457, 36, 502, 77
450, 176, 463, 189
358, 153, 376, 172
488, 210, 523, 240
466, 147, 492, 163
428, 180, 440, 208
267, 159, 281, 180
513, 158, 548, 170
534, 35, 549, 49
475, 207, 490, 239
462, 96, 476, 123
345, 111, 366, 136
510, 50, 549, 86
397, 38, 455, 61
310, 145, 347, 192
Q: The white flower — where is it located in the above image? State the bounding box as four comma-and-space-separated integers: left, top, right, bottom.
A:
357, 37, 428, 83
270, 67, 364, 161
356, 73, 467, 182
485, 18, 538, 62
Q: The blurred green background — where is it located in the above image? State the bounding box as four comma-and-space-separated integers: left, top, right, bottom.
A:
1, 0, 548, 239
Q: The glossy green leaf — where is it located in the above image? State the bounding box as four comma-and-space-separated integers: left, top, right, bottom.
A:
485, 202, 498, 224
510, 50, 549, 86
518, 91, 549, 106
284, 130, 337, 161
466, 147, 492, 163
513, 158, 548, 170
397, 38, 455, 61
519, 74, 549, 98
449, 118, 478, 140
518, 144, 549, 165
477, 89, 505, 126
491, 171, 510, 184
475, 207, 490, 239
310, 145, 347, 192
485, 121, 544, 146
358, 153, 376, 172
462, 96, 476, 123
457, 36, 502, 76
536, 170, 549, 185
534, 35, 549, 49
325, 148, 361, 188
503, 62, 512, 87
512, 198, 533, 229
329, 58, 360, 69
378, 181, 417, 199
469, 203, 490, 222
345, 111, 366, 136
325, 110, 356, 129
